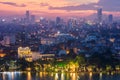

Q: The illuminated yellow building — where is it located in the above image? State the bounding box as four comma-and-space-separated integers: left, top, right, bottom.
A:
0, 53, 6, 57
18, 47, 32, 62
0, 50, 6, 57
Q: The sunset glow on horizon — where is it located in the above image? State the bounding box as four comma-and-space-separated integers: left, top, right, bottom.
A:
0, 0, 120, 18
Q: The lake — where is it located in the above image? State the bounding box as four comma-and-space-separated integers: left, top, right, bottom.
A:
0, 72, 120, 80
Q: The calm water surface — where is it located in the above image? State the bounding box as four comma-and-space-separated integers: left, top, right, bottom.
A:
0, 72, 120, 80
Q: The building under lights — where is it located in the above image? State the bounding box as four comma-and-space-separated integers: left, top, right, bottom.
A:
18, 47, 32, 62
18, 47, 55, 61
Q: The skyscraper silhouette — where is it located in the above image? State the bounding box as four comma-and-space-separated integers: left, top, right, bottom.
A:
26, 10, 30, 23
97, 8, 102, 23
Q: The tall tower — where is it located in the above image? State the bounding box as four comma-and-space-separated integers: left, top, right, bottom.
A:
108, 14, 113, 23
31, 15, 35, 23
97, 8, 102, 23
56, 17, 61, 25
26, 10, 30, 23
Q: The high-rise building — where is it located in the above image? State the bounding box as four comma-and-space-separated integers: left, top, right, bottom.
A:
56, 17, 61, 25
31, 15, 35, 23
26, 10, 30, 22
108, 14, 113, 23
68, 18, 77, 30
97, 8, 102, 23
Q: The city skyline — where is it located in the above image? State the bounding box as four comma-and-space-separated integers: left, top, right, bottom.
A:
0, 0, 120, 18
0, 1, 120, 79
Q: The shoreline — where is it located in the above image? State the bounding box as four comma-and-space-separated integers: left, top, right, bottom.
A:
0, 70, 120, 74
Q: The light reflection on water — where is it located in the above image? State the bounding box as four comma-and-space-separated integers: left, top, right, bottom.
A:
61, 73, 65, 80
89, 72, 93, 80
0, 72, 120, 80
27, 72, 31, 80
99, 72, 102, 80
55, 73, 58, 80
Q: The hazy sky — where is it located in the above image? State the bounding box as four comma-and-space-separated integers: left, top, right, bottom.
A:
0, 0, 120, 17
